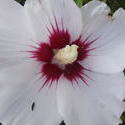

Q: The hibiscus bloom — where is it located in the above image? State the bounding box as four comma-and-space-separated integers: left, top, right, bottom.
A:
0, 0, 125, 124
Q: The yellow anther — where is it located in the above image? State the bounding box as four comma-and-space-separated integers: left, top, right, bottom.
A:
54, 44, 79, 64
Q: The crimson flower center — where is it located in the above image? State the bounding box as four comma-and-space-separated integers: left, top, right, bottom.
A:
30, 21, 96, 87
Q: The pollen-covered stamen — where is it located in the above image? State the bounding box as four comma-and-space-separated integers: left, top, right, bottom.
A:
53, 44, 79, 65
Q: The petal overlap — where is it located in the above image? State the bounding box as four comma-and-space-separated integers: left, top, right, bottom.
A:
81, 0, 125, 73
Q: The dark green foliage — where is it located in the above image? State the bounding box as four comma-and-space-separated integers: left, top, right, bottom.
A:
107, 0, 125, 13
74, 0, 91, 7
74, 0, 125, 14
15, 0, 25, 5
121, 112, 125, 123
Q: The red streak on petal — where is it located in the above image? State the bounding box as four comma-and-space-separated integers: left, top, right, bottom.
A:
31, 43, 53, 62
64, 62, 88, 85
49, 24, 71, 49
42, 63, 63, 87
72, 36, 96, 61
72, 37, 87, 61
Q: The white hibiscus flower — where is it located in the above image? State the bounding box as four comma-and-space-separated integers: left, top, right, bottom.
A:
0, 0, 125, 125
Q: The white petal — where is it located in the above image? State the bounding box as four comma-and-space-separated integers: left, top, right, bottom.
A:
82, 55, 123, 74
81, 0, 111, 40
81, 0, 125, 73
0, 60, 39, 124
0, 62, 61, 125
7, 84, 62, 125
23, 87, 62, 125
100, 8, 125, 71
0, 0, 32, 42
57, 72, 125, 125
25, 0, 82, 41
0, 0, 35, 69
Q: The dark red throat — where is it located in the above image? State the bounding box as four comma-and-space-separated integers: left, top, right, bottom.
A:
30, 19, 96, 87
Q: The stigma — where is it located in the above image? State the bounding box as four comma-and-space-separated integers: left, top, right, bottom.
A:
53, 44, 79, 65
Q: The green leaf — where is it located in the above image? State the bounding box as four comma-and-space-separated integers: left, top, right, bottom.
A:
15, 0, 25, 5
74, 0, 91, 7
